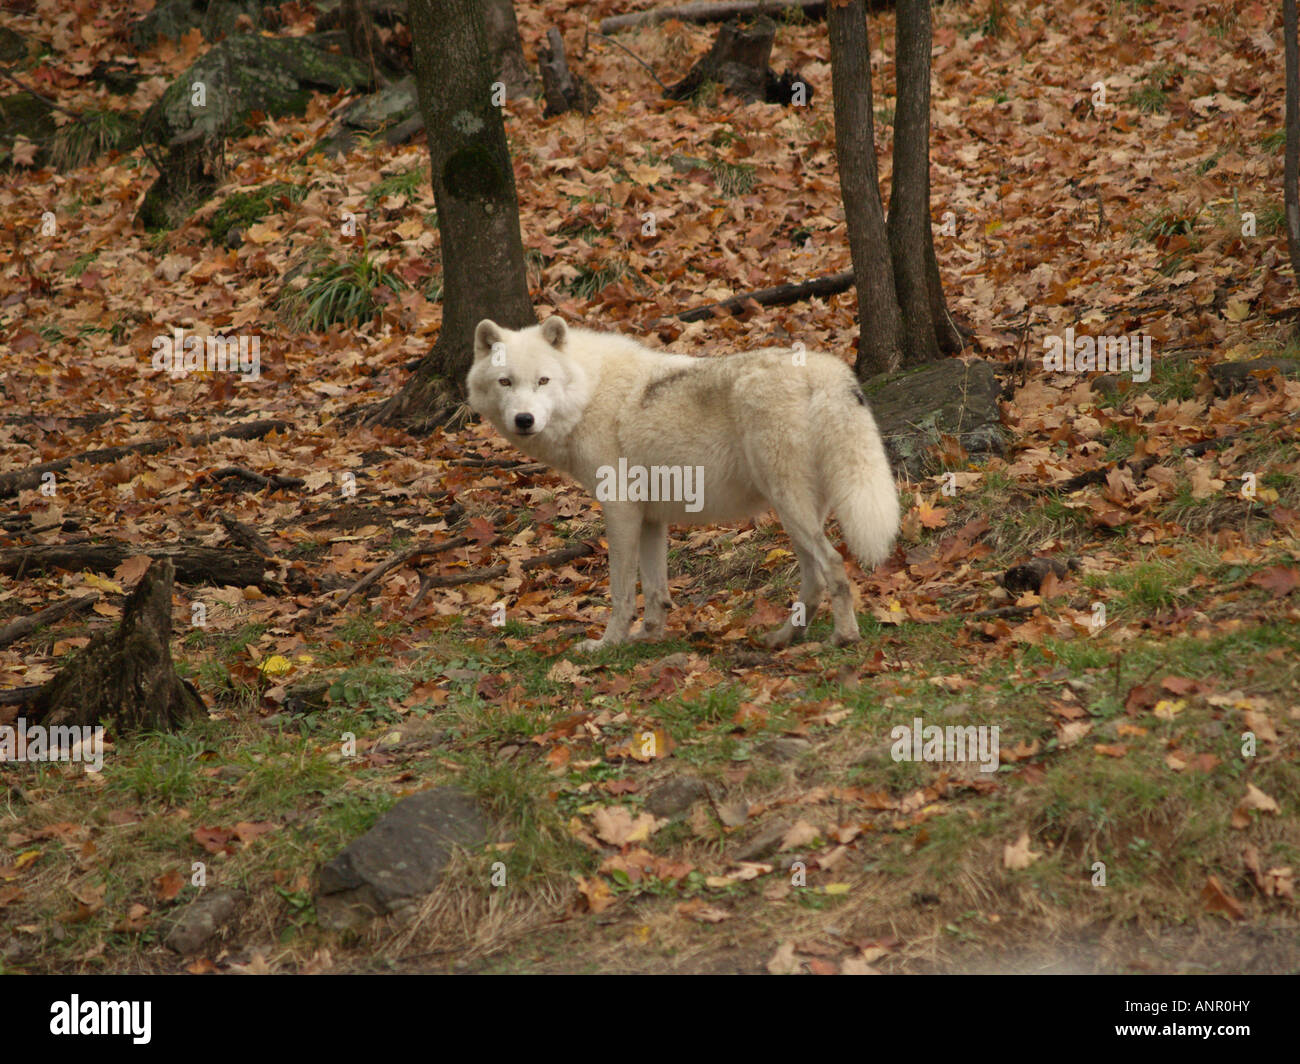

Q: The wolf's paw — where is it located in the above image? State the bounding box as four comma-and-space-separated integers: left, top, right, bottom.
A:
831, 629, 861, 648
758, 624, 796, 650
572, 638, 607, 654
630, 624, 664, 642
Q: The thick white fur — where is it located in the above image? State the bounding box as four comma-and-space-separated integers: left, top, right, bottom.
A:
466, 317, 900, 652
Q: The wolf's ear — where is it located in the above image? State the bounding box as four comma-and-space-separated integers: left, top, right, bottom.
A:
474, 320, 503, 362
540, 316, 567, 349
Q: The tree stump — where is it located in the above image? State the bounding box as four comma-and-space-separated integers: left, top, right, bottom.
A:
539, 28, 599, 116
27, 558, 203, 733
665, 17, 811, 105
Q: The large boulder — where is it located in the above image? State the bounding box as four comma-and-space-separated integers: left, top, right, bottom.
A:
137, 35, 370, 228
316, 788, 488, 930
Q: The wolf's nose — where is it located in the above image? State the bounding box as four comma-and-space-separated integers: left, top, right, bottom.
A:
514, 413, 534, 431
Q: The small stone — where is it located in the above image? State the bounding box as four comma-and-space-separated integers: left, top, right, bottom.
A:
736, 821, 792, 862
164, 890, 240, 954
645, 776, 710, 817
761, 737, 812, 762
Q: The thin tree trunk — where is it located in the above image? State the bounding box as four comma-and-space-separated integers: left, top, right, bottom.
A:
887, 0, 940, 366
372, 0, 535, 431
341, 0, 383, 86
925, 236, 964, 354
1286, 0, 1300, 283
482, 0, 538, 99
828, 0, 902, 378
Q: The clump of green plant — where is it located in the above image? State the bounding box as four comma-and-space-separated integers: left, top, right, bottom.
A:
281, 245, 407, 330
704, 157, 755, 197
65, 250, 100, 278
1128, 65, 1179, 114
208, 181, 305, 244
564, 259, 628, 300
366, 167, 426, 207
51, 109, 138, 169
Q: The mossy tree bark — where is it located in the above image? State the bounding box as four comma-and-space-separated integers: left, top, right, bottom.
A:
370, 0, 535, 432
27, 558, 203, 733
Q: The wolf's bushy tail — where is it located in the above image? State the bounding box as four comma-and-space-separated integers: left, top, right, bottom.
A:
813, 383, 900, 568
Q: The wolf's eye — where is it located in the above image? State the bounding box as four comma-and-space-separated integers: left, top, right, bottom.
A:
497, 378, 511, 387
537, 377, 549, 386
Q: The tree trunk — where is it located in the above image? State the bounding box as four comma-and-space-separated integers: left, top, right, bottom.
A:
828, 0, 902, 378
539, 27, 600, 116
1286, 0, 1300, 284
372, 0, 535, 432
482, 0, 538, 99
340, 0, 383, 86
665, 17, 776, 103
887, 0, 940, 366
27, 558, 203, 733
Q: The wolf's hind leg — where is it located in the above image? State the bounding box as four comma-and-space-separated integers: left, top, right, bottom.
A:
758, 515, 828, 649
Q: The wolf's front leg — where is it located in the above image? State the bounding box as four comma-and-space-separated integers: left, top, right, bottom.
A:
573, 504, 641, 653
631, 519, 671, 641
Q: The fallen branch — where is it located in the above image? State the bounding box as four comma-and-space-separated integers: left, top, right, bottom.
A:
215, 511, 276, 558
0, 592, 100, 649
0, 419, 292, 498
673, 270, 854, 323
0, 543, 278, 590
599, 1, 831, 34
965, 605, 1038, 621
206, 466, 305, 492
0, 685, 42, 706
410, 541, 597, 610
449, 457, 549, 474
297, 535, 475, 629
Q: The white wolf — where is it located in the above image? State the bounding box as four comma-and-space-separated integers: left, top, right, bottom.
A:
466, 317, 900, 652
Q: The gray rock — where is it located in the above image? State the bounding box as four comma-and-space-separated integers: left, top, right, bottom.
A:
862, 359, 1005, 478
645, 776, 709, 817
316, 788, 487, 930
310, 78, 420, 158
164, 890, 240, 954
761, 737, 812, 762
735, 821, 792, 862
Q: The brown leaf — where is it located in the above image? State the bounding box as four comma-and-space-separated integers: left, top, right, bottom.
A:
1003, 832, 1041, 870
1248, 566, 1300, 598
1231, 784, 1281, 828
1200, 875, 1245, 919
153, 871, 185, 903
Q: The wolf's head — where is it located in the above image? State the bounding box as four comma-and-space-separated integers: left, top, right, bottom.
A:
467, 317, 589, 444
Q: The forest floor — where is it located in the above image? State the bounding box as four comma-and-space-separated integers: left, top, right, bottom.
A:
0, 0, 1297, 974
